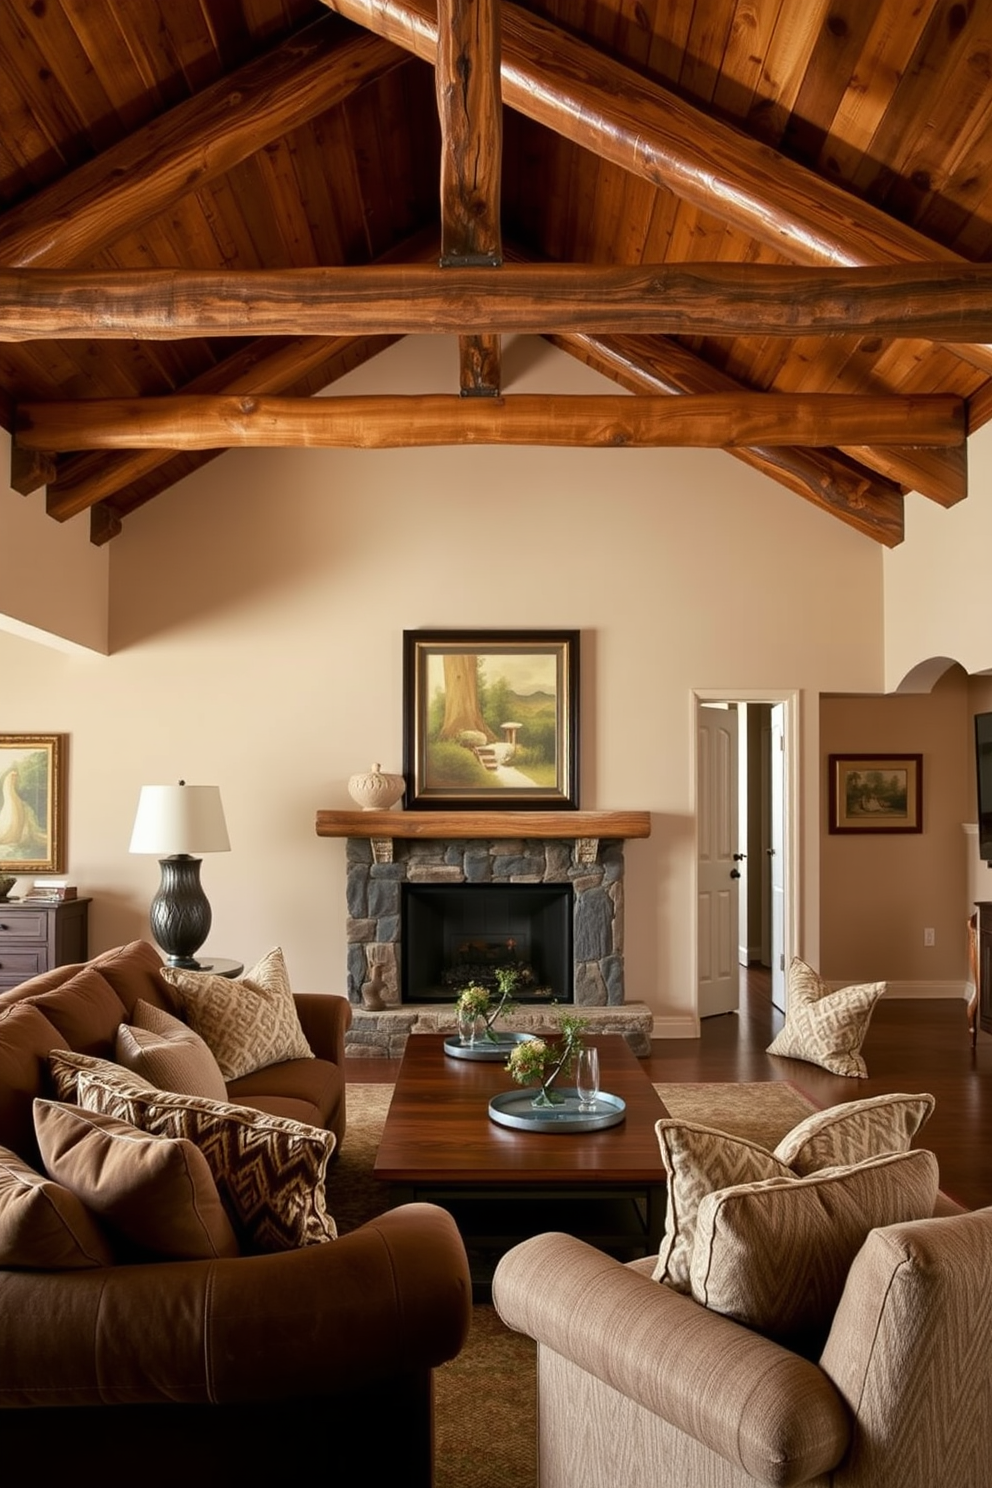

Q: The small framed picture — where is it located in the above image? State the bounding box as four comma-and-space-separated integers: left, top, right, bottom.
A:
828, 753, 923, 834
403, 630, 579, 809
0, 734, 67, 872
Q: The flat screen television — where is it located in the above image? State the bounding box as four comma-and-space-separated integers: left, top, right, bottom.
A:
976, 712, 992, 862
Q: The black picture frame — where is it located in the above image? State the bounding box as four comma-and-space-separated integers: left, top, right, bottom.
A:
403, 629, 579, 810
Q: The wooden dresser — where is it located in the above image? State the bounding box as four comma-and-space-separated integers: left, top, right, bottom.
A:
0, 898, 90, 992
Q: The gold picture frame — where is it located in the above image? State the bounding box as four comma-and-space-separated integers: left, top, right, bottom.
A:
0, 734, 67, 873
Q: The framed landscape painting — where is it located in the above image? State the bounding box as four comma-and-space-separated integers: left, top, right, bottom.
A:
0, 734, 66, 872
403, 630, 579, 809
828, 753, 923, 834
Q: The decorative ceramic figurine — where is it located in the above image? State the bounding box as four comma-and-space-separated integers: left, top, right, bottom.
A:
347, 763, 405, 811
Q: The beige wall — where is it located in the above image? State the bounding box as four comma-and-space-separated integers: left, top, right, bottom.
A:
884, 420, 992, 689
0, 336, 887, 1028
0, 428, 110, 654
819, 669, 971, 988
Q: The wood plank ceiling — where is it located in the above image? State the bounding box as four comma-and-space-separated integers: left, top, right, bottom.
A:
3, 0, 992, 547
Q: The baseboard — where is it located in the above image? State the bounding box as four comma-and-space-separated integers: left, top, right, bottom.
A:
652, 1014, 700, 1039
878, 980, 969, 1000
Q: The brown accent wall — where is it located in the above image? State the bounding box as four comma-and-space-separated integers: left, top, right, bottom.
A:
819, 667, 970, 984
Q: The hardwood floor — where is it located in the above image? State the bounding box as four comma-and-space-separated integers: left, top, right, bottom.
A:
345, 971, 992, 1210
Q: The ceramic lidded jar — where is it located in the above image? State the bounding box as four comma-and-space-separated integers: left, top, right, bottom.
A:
347, 763, 405, 811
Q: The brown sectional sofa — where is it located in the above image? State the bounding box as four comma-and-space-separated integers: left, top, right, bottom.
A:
0, 940, 472, 1485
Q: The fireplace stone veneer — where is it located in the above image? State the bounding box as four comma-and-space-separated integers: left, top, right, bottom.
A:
316, 809, 653, 1057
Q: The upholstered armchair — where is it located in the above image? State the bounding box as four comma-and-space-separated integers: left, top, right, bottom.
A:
493, 1207, 992, 1488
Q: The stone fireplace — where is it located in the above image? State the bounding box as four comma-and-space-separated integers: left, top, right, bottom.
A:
316, 808, 653, 1056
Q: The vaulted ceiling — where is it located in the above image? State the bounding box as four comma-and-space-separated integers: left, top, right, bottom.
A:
4, 0, 992, 547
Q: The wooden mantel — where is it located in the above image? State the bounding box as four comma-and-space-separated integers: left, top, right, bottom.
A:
315, 809, 650, 839
315, 808, 651, 863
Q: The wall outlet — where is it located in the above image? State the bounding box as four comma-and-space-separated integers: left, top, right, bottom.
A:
924, 927, 936, 946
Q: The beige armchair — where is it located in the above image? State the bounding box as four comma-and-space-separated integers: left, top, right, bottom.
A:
493, 1207, 992, 1488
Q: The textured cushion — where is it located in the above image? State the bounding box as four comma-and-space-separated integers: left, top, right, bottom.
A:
35, 1099, 240, 1262
652, 1120, 793, 1292
77, 1070, 337, 1253
0, 1141, 114, 1269
689, 1149, 939, 1351
774, 1092, 935, 1175
116, 1000, 228, 1101
27, 966, 128, 1057
766, 958, 884, 1077
161, 947, 314, 1080
89, 940, 176, 1017
48, 1048, 154, 1103
0, 1001, 66, 1161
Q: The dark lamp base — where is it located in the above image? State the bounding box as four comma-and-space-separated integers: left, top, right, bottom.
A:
150, 854, 213, 968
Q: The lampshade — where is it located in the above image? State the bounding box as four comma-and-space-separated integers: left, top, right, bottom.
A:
129, 784, 230, 856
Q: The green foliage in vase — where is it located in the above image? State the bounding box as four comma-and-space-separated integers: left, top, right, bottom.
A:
505, 1013, 587, 1101
457, 969, 519, 1042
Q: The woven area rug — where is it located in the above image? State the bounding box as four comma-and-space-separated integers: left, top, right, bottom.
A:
331, 1079, 819, 1488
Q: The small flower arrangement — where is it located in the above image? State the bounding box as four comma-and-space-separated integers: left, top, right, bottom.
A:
505, 1013, 587, 1107
455, 967, 518, 1044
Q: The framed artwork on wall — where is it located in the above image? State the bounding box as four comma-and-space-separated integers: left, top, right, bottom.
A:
403, 630, 579, 810
0, 734, 67, 872
828, 753, 923, 834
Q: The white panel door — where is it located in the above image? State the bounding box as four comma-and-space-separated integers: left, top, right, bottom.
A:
770, 702, 786, 1012
697, 703, 740, 1018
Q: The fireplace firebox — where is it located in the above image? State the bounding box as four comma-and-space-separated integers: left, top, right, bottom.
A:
402, 882, 574, 1004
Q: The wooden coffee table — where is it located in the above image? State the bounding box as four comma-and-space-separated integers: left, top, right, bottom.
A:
374, 1034, 668, 1280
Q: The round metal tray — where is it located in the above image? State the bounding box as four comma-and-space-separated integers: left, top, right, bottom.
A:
488, 1088, 626, 1132
444, 1032, 537, 1062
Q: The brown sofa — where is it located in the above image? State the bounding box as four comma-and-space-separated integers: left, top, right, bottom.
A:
0, 941, 472, 1485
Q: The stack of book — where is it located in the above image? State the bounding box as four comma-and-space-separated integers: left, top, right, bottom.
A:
25, 878, 78, 903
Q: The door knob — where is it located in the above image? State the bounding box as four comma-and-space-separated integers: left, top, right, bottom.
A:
730, 869, 741, 879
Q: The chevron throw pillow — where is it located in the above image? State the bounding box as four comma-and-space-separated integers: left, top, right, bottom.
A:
652, 1120, 794, 1291
766, 958, 884, 1077
689, 1149, 939, 1352
48, 1048, 155, 1103
75, 1070, 337, 1253
161, 947, 313, 1081
773, 1091, 935, 1174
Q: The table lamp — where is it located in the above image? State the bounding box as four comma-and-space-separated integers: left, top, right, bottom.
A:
129, 781, 230, 968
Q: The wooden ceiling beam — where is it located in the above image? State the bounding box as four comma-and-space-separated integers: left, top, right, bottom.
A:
438, 0, 503, 396
552, 329, 963, 509
43, 334, 400, 520
550, 332, 905, 544
43, 228, 442, 524
5, 262, 992, 342
15, 392, 964, 453
0, 17, 404, 269
321, 0, 992, 381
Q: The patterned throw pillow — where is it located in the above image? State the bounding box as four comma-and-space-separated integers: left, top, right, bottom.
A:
160, 948, 314, 1081
0, 1141, 115, 1270
652, 1120, 793, 1292
773, 1092, 935, 1175
48, 1048, 155, 1103
35, 1099, 240, 1263
689, 1149, 939, 1351
115, 1000, 228, 1101
76, 1070, 337, 1253
766, 958, 884, 1078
